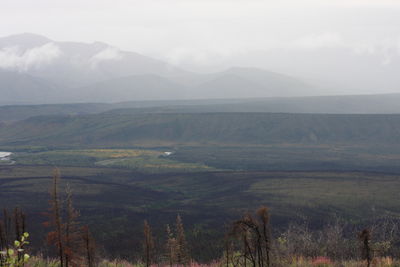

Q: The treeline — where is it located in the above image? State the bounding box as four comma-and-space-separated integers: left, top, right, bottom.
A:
2, 170, 400, 266
0, 170, 194, 267
224, 209, 399, 267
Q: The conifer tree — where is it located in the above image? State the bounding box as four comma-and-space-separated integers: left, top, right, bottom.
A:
46, 169, 83, 267
165, 224, 176, 267
82, 225, 96, 267
1, 209, 11, 250
257, 206, 271, 267
175, 215, 190, 265
359, 229, 372, 267
143, 220, 155, 267
47, 169, 65, 267
65, 184, 81, 267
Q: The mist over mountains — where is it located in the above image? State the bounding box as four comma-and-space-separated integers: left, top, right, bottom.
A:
0, 33, 318, 104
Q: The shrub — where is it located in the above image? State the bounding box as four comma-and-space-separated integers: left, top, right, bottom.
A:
0, 232, 30, 267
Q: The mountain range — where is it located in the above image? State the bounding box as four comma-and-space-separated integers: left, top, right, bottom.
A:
0, 33, 315, 104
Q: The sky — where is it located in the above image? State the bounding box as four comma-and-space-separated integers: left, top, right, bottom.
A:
1, 0, 400, 93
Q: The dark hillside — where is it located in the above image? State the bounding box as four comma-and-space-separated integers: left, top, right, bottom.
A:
4, 93, 400, 122
1, 112, 400, 147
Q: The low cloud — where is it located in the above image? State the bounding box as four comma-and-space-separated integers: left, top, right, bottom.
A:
0, 42, 61, 71
165, 47, 231, 67
356, 37, 400, 65
90, 47, 123, 67
291, 33, 345, 50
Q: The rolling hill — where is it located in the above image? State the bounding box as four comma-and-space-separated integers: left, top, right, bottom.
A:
3, 93, 400, 122
0, 70, 58, 104
206, 67, 316, 97
75, 74, 187, 102
1, 112, 400, 147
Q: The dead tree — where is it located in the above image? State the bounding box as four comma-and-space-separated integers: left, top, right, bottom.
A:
165, 224, 176, 267
47, 169, 65, 267
82, 225, 96, 267
47, 170, 82, 267
359, 229, 372, 267
176, 215, 190, 265
230, 206, 272, 267
143, 220, 155, 267
65, 184, 81, 267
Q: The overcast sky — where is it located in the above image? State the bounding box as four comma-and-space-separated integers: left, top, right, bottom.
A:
1, 0, 400, 93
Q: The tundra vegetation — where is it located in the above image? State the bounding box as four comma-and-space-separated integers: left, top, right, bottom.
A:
2, 113, 400, 266
1, 171, 400, 266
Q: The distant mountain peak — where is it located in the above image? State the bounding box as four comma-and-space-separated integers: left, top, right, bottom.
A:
3, 32, 51, 40
0, 33, 316, 103
91, 41, 111, 49
0, 33, 52, 47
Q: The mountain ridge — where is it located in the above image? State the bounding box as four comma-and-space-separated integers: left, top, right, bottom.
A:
0, 33, 314, 104
2, 112, 400, 147
3, 92, 400, 122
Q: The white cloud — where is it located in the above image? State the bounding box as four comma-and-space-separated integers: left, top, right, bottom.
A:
397, 38, 400, 56
290, 33, 398, 65
353, 44, 375, 55
349, 38, 400, 65
291, 33, 345, 50
90, 47, 122, 67
0, 42, 61, 71
165, 47, 229, 67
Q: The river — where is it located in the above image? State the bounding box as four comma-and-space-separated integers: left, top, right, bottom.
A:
0, 152, 12, 162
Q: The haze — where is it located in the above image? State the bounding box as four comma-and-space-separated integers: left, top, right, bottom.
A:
4, 1, 400, 263
1, 0, 400, 98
